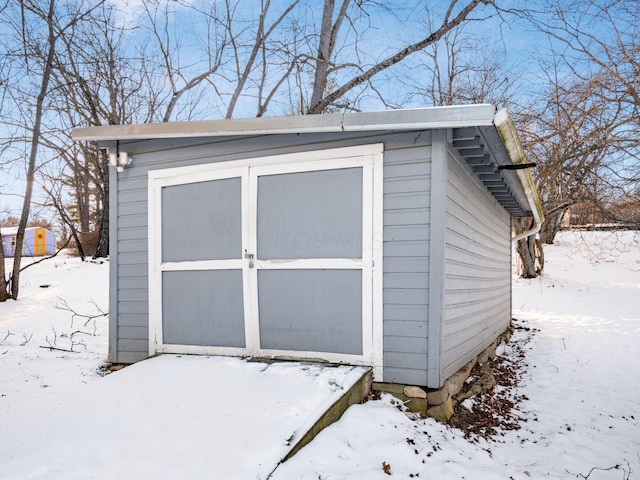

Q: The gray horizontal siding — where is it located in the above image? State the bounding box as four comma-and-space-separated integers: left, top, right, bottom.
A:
118, 276, 147, 289
118, 214, 147, 230
384, 208, 430, 227
384, 192, 430, 210
385, 257, 429, 274
442, 151, 511, 380
385, 225, 429, 242
116, 341, 148, 364
118, 238, 147, 253
118, 227, 147, 241
117, 300, 148, 315
383, 305, 429, 322
117, 338, 148, 352
117, 324, 147, 338
384, 273, 428, 289
118, 264, 148, 277
112, 130, 433, 380
116, 252, 147, 265
118, 288, 148, 302
113, 166, 149, 364
385, 176, 430, 194
383, 240, 430, 257
383, 319, 428, 336
383, 368, 428, 386
381, 142, 431, 386
383, 289, 428, 305
116, 351, 147, 364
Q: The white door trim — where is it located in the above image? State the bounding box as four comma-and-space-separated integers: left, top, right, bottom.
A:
148, 166, 250, 355
148, 144, 384, 379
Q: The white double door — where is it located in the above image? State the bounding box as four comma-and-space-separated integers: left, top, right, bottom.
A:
148, 144, 383, 368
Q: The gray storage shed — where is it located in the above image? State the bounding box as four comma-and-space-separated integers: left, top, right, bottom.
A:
73, 105, 542, 388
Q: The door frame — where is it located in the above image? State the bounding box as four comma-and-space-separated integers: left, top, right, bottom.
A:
148, 144, 383, 378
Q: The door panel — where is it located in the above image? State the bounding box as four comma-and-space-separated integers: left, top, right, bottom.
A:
257, 269, 363, 355
156, 170, 247, 351
256, 168, 363, 259
161, 178, 242, 262
162, 270, 245, 347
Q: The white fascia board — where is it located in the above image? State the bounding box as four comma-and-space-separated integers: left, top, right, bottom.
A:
493, 108, 545, 228
71, 104, 497, 142
341, 104, 496, 131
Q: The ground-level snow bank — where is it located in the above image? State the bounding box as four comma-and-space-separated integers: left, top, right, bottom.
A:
273, 231, 640, 479
1, 354, 367, 480
0, 255, 109, 403
1, 232, 639, 480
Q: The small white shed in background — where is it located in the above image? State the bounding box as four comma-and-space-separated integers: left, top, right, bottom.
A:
1, 226, 56, 257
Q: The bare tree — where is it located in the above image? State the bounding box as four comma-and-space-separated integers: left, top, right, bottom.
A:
401, 14, 517, 108
185, 0, 501, 116
518, 76, 622, 241
222, 0, 301, 118
533, 0, 639, 115
305, 0, 498, 114
8, 0, 74, 299
33, 0, 232, 257
4, 0, 565, 278
142, 0, 228, 122
0, 13, 12, 300
0, 0, 105, 299
516, 0, 639, 244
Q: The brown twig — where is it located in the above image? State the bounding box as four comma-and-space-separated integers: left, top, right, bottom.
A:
55, 297, 108, 327
1, 331, 14, 344
567, 462, 630, 480
39, 345, 76, 353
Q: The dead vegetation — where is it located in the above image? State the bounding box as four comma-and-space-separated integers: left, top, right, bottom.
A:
449, 320, 537, 441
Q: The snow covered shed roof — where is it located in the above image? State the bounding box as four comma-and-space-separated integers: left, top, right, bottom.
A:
72, 104, 543, 221
1, 226, 53, 236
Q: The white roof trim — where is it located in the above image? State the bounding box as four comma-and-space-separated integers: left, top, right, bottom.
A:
70, 104, 542, 222
494, 108, 545, 227
71, 104, 497, 141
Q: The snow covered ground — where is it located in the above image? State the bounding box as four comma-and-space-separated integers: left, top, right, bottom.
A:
1, 353, 367, 479
1, 230, 639, 479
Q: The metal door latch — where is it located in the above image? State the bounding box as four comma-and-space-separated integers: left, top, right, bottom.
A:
244, 250, 254, 268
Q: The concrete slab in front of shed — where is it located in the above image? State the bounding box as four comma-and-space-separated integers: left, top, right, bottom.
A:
0, 355, 370, 479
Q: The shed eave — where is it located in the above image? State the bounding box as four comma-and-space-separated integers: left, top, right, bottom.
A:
71, 104, 497, 142
493, 108, 545, 230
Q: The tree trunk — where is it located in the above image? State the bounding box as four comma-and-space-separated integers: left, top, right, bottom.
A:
93, 150, 109, 258
0, 227, 9, 301
539, 209, 566, 244
308, 0, 337, 111
11, 0, 57, 300
94, 204, 109, 258
513, 217, 543, 278
79, 156, 91, 235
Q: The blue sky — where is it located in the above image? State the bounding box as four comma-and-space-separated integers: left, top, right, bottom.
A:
0, 0, 634, 221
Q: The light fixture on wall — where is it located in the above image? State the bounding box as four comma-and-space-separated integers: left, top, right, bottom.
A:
106, 141, 133, 172
117, 151, 131, 172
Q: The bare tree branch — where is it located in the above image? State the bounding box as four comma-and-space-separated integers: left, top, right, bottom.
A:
308, 0, 495, 113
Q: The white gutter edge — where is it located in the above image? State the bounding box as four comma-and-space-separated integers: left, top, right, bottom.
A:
493, 109, 545, 242
71, 104, 497, 142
